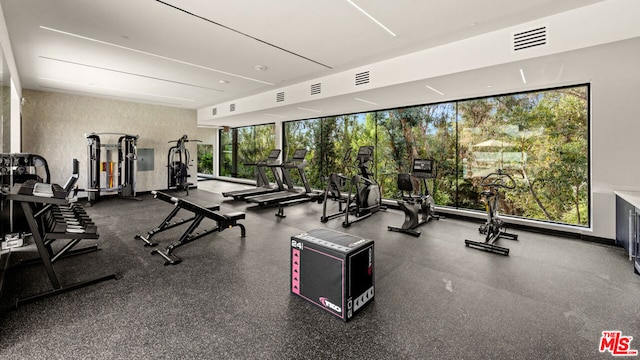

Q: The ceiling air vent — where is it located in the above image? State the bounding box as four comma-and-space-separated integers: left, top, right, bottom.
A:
355, 71, 370, 86
211, 108, 217, 116
276, 92, 285, 102
310, 83, 321, 95
230, 103, 236, 112
513, 26, 547, 51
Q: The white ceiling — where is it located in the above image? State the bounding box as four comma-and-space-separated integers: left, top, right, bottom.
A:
1, 0, 606, 113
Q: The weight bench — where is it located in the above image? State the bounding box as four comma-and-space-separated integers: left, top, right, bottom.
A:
138, 191, 246, 265
135, 190, 220, 247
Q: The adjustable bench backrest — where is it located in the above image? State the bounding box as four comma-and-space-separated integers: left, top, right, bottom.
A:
172, 197, 245, 224
145, 191, 247, 265
151, 190, 243, 225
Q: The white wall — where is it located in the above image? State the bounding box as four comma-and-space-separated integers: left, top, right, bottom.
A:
21, 90, 198, 193
588, 39, 640, 239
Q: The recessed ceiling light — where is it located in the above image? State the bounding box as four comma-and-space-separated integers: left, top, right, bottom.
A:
39, 26, 275, 86
345, 0, 396, 37
39, 77, 195, 102
297, 107, 322, 113
354, 97, 377, 105
254, 65, 268, 71
519, 69, 527, 84
219, 80, 229, 84
263, 113, 286, 118
425, 85, 444, 96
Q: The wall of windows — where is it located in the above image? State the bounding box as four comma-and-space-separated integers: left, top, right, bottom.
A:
218, 123, 276, 180
282, 85, 589, 227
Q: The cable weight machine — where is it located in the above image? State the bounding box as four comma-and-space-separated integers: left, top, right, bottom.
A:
167, 135, 201, 195
85, 132, 139, 204
1, 153, 50, 239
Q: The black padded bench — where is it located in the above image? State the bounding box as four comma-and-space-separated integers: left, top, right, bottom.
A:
135, 190, 220, 247
137, 191, 246, 265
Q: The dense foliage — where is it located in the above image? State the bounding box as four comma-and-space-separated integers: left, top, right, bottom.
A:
197, 144, 213, 175
222, 85, 589, 226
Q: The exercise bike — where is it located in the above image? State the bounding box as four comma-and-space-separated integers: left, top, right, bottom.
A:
388, 158, 439, 237
342, 146, 385, 227
464, 169, 518, 255
321, 149, 351, 223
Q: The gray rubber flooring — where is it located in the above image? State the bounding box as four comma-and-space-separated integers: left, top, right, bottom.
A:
0, 180, 638, 359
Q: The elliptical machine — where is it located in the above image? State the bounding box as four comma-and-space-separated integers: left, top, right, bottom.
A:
387, 158, 439, 237
342, 146, 385, 227
168, 135, 201, 195
464, 169, 518, 255
320, 149, 351, 223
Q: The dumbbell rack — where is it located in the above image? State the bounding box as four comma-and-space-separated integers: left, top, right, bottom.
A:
8, 183, 118, 306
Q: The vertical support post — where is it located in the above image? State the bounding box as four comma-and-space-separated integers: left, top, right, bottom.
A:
231, 130, 238, 178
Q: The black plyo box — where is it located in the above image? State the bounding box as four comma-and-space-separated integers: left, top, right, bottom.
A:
291, 228, 374, 322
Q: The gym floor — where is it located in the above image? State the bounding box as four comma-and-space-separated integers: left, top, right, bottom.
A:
1, 180, 638, 359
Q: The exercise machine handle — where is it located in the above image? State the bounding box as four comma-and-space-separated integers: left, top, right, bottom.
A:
480, 169, 516, 189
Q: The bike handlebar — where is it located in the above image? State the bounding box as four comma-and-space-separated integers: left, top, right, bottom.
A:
480, 169, 516, 189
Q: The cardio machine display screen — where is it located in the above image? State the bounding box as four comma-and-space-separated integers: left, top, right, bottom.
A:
412, 159, 433, 175
293, 149, 307, 160
268, 149, 281, 158
357, 146, 373, 162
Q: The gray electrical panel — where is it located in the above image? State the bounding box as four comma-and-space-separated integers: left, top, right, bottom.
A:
137, 148, 154, 171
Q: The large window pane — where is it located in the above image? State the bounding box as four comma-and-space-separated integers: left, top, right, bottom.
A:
235, 84, 589, 227
283, 118, 320, 188
376, 103, 456, 204
219, 128, 233, 177
321, 115, 366, 182
197, 144, 213, 175
218, 124, 276, 181
458, 86, 589, 226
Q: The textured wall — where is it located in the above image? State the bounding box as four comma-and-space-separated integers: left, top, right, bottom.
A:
21, 89, 198, 193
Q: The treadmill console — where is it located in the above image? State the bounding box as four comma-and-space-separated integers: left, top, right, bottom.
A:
292, 149, 308, 161
268, 149, 281, 159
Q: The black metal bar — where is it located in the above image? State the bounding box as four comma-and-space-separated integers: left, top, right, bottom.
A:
464, 239, 510, 256
15, 273, 119, 307
19, 201, 61, 289
387, 226, 421, 237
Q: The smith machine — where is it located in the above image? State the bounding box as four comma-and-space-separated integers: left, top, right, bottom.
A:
85, 132, 139, 204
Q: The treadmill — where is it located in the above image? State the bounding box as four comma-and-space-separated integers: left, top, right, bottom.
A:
245, 149, 314, 207
222, 149, 284, 200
